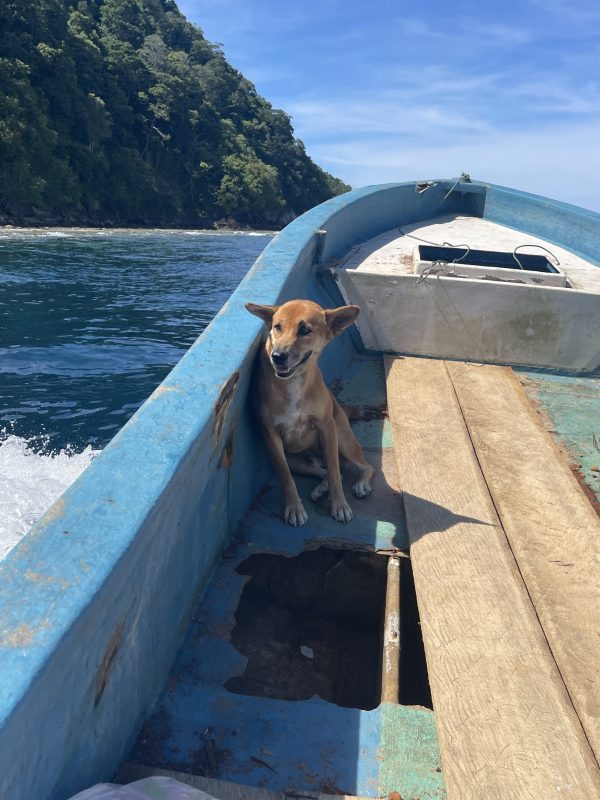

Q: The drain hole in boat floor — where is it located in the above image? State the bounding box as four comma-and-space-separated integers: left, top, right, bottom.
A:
225, 546, 432, 710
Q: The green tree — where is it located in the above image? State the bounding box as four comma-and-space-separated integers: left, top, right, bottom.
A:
217, 135, 285, 222
0, 0, 350, 226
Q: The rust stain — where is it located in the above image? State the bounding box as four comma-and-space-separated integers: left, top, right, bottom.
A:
94, 621, 125, 707
220, 430, 234, 469
570, 465, 600, 518
214, 371, 240, 450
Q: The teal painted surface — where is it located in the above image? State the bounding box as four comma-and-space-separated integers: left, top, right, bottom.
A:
519, 370, 600, 504
3, 179, 598, 799
351, 418, 394, 450
379, 704, 445, 797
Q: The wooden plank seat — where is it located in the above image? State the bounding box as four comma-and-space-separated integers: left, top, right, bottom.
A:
385, 356, 600, 800
446, 361, 600, 760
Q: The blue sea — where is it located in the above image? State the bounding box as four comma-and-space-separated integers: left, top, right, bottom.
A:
0, 228, 271, 553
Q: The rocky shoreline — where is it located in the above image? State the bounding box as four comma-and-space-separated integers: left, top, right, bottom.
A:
0, 209, 295, 232
0, 222, 277, 236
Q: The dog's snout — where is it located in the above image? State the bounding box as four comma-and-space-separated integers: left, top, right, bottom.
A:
271, 351, 288, 365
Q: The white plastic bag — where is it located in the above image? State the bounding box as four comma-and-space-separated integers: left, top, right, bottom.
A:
68, 775, 218, 800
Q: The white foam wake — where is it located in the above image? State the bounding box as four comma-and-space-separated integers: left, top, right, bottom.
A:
0, 434, 98, 560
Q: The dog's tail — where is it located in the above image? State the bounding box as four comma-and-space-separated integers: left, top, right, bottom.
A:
341, 403, 387, 421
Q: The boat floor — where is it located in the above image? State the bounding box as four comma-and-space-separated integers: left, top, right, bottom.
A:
126, 356, 443, 800
124, 354, 600, 800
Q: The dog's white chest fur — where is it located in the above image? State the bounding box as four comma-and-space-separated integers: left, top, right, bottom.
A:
273, 380, 316, 452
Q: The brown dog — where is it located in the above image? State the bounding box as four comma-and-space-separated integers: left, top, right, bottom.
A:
245, 299, 374, 526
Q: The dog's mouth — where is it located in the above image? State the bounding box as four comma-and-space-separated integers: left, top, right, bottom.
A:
272, 350, 313, 379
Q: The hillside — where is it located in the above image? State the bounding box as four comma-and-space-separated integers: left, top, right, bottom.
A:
0, 0, 349, 227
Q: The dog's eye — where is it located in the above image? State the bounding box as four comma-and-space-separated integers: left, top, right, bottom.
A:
273, 323, 282, 333
298, 325, 311, 336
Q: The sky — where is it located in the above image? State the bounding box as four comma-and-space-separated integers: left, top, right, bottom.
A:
177, 0, 600, 212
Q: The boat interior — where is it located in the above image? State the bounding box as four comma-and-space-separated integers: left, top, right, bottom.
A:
119, 207, 600, 800
2, 181, 599, 800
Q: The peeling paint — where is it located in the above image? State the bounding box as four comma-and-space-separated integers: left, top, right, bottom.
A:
23, 570, 69, 589
39, 497, 65, 526
151, 385, 180, 398
0, 622, 47, 648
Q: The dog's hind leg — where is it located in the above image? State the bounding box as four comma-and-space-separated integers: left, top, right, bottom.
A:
332, 397, 374, 498
286, 454, 327, 479
286, 454, 329, 502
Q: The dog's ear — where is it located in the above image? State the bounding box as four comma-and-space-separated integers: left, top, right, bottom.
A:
245, 303, 278, 326
325, 304, 360, 336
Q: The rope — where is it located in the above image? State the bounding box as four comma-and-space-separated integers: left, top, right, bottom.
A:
513, 243, 561, 271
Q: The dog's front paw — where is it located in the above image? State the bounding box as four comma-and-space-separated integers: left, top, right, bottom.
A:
284, 500, 308, 527
353, 479, 372, 498
331, 498, 353, 523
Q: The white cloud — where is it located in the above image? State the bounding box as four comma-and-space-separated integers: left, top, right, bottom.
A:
396, 15, 532, 46
457, 18, 532, 45
528, 0, 600, 24
286, 96, 491, 137
511, 80, 600, 115
397, 18, 446, 39
310, 119, 600, 212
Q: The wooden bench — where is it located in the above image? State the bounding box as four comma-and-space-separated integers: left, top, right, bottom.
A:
385, 356, 600, 800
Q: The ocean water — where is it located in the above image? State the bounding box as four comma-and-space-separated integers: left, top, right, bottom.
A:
0, 228, 271, 556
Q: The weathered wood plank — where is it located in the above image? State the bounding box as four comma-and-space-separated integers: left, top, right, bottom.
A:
385, 356, 600, 800
447, 360, 600, 761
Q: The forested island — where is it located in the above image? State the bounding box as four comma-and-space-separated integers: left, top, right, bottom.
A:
0, 0, 350, 228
